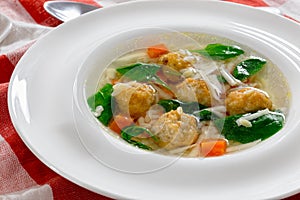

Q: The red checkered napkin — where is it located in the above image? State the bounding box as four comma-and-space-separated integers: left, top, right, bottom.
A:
0, 0, 298, 199
0, 1, 110, 199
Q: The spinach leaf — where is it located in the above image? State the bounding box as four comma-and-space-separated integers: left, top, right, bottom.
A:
233, 58, 267, 81
192, 44, 244, 60
116, 63, 170, 89
193, 110, 215, 121
124, 139, 151, 150
87, 83, 113, 126
87, 91, 104, 111
158, 99, 207, 114
116, 63, 143, 75
121, 125, 158, 150
214, 111, 284, 143
158, 99, 180, 112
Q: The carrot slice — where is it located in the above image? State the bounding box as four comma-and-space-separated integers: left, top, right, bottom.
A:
147, 44, 169, 58
109, 115, 134, 134
200, 139, 227, 157
111, 78, 119, 85
154, 83, 176, 99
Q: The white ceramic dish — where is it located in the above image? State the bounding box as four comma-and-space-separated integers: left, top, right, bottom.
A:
8, 1, 300, 199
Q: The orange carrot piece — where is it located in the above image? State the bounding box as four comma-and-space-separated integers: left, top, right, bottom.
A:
147, 44, 169, 58
200, 139, 227, 157
111, 78, 119, 85
155, 83, 176, 99
109, 115, 134, 134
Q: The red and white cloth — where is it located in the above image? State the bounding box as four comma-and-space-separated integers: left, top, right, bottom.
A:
0, 0, 299, 199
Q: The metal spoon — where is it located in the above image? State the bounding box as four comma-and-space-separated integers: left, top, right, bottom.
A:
44, 1, 281, 22
44, 1, 99, 22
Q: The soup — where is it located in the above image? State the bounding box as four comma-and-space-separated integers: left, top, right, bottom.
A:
87, 33, 289, 157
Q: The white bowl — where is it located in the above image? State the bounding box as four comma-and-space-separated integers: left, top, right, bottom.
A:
73, 24, 300, 175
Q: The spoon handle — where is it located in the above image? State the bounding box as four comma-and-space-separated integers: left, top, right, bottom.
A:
44, 0, 282, 22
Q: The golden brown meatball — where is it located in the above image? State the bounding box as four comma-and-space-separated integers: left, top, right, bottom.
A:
113, 82, 156, 119
175, 78, 211, 107
151, 107, 199, 150
225, 87, 273, 115
159, 52, 191, 71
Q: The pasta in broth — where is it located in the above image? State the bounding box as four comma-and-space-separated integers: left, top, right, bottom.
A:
87, 32, 289, 157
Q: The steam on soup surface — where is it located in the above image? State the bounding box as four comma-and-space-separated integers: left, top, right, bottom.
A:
87, 33, 289, 157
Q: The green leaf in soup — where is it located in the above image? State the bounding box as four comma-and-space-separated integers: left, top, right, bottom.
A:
192, 43, 244, 60
87, 83, 113, 126
125, 140, 152, 150
100, 83, 114, 100
121, 125, 158, 150
97, 109, 113, 126
87, 83, 113, 110
233, 58, 267, 81
121, 125, 158, 141
87, 92, 104, 111
158, 99, 207, 114
116, 62, 170, 90
158, 99, 181, 112
116, 63, 160, 77
116, 63, 143, 75
122, 63, 160, 81
193, 110, 215, 121
214, 110, 285, 144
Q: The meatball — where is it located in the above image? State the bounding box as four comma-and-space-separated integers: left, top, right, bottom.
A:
159, 52, 191, 71
175, 78, 211, 107
113, 82, 156, 119
151, 107, 199, 150
225, 87, 273, 115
